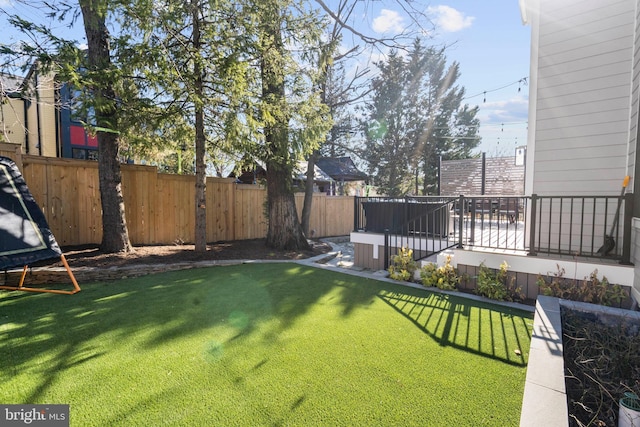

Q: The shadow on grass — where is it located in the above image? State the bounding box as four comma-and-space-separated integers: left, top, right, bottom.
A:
377, 287, 533, 366
0, 263, 532, 405
0, 263, 377, 403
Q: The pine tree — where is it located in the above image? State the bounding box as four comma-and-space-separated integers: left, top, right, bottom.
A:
79, 0, 134, 253
362, 38, 480, 196
120, 0, 257, 251
364, 50, 413, 196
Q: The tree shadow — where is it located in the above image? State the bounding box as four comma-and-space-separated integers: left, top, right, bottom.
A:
0, 263, 376, 403
0, 263, 532, 409
377, 287, 533, 366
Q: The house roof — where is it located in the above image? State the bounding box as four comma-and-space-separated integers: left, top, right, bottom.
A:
294, 160, 334, 183
229, 161, 334, 185
315, 157, 368, 182
0, 73, 25, 97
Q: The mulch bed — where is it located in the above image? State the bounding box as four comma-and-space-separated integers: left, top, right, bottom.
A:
55, 238, 333, 268
2, 239, 333, 286
563, 307, 640, 426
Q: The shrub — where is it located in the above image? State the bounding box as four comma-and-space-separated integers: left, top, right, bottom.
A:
388, 247, 417, 281
536, 266, 627, 307
475, 262, 524, 302
420, 255, 459, 290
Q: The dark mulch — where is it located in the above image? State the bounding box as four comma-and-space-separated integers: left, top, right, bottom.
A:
39, 239, 333, 269
563, 307, 640, 426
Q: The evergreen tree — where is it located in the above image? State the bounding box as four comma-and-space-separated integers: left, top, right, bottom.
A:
79, 0, 133, 253
362, 39, 480, 196
120, 0, 257, 251
363, 50, 413, 196
255, 0, 330, 250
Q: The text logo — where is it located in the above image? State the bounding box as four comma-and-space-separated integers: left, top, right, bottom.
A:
1, 405, 69, 426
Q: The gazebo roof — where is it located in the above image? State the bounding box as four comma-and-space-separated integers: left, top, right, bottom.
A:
315, 157, 367, 182
294, 160, 334, 183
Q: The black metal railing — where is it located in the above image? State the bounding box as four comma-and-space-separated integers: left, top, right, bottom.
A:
528, 193, 633, 264
461, 196, 529, 252
354, 193, 633, 268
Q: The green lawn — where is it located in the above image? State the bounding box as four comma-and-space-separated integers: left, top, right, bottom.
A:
0, 263, 533, 426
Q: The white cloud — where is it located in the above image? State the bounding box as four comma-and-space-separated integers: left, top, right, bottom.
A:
427, 5, 474, 33
479, 96, 529, 124
372, 9, 404, 34
474, 97, 529, 155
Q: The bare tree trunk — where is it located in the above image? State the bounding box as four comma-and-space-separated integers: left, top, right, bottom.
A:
192, 0, 207, 252
261, 2, 309, 250
266, 161, 309, 249
80, 0, 132, 253
301, 150, 318, 237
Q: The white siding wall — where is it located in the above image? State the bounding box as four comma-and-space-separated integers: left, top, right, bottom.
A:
0, 98, 26, 146
631, 0, 640, 306
532, 0, 636, 195
630, 1, 640, 194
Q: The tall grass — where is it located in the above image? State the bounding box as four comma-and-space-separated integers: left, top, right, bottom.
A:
0, 263, 532, 426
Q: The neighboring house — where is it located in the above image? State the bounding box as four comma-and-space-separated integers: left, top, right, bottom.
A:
440, 153, 525, 196
0, 73, 27, 147
293, 160, 334, 193
315, 157, 368, 196
520, 0, 640, 303
229, 161, 335, 193
0, 65, 97, 160
230, 163, 267, 184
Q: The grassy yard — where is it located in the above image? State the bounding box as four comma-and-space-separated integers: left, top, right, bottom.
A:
0, 263, 533, 426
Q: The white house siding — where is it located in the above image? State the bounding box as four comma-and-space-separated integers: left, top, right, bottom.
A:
631, 0, 640, 305
38, 73, 57, 158
530, 0, 636, 196
0, 98, 26, 147
24, 71, 58, 157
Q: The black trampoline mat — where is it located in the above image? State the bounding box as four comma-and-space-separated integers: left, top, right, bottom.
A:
0, 164, 48, 255
0, 156, 61, 269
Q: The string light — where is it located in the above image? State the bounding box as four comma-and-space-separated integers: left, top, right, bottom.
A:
463, 77, 528, 102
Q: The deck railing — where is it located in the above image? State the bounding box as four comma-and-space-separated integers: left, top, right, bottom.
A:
353, 193, 633, 268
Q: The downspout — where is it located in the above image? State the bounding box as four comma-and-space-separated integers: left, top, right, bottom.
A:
35, 72, 42, 155
23, 98, 30, 154
55, 86, 61, 157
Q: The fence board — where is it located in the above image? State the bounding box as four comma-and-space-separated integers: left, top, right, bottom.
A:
235, 185, 268, 240
0, 143, 22, 170
18, 156, 352, 246
325, 196, 354, 236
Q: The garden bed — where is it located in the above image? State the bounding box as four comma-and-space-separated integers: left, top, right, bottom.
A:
562, 304, 640, 426
521, 297, 640, 427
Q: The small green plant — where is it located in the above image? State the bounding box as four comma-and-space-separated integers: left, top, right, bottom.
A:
536, 265, 627, 306
475, 262, 524, 302
388, 247, 417, 281
420, 255, 460, 290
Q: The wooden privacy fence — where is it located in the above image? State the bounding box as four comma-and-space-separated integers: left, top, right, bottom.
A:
0, 143, 22, 168
14, 155, 353, 246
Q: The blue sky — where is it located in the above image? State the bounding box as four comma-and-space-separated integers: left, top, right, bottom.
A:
1, 0, 531, 158
424, 1, 530, 157
336, 0, 531, 157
